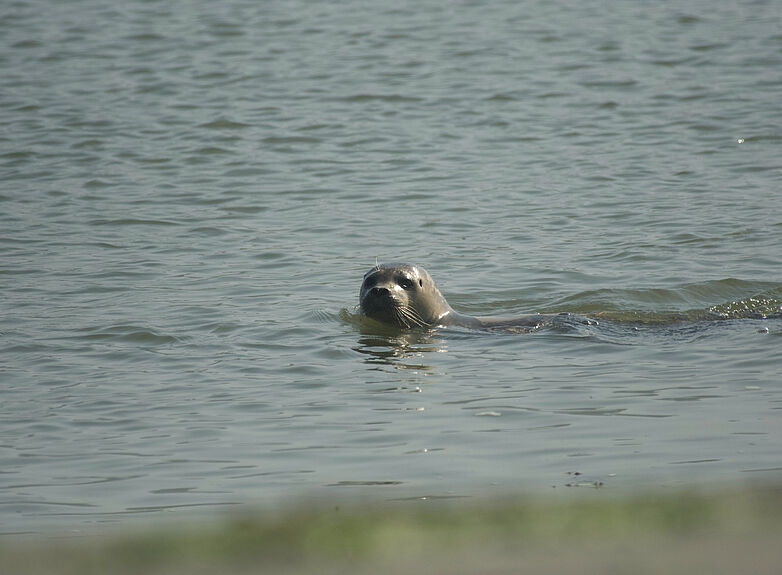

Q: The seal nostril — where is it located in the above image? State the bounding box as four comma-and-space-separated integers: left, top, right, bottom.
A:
371, 286, 389, 297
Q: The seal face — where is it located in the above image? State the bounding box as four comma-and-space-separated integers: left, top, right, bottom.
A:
359, 262, 558, 330
359, 263, 454, 328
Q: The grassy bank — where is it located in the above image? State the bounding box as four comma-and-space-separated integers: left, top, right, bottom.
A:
3, 485, 781, 574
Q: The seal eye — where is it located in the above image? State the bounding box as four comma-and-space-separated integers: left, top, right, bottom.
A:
399, 278, 414, 290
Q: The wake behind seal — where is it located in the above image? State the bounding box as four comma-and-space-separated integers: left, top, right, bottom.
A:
359, 262, 559, 330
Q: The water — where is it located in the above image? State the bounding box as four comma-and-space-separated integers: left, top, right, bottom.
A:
2, 0, 781, 535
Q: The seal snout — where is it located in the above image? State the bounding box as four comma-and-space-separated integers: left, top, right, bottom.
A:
362, 284, 396, 312
369, 286, 390, 298
360, 275, 401, 321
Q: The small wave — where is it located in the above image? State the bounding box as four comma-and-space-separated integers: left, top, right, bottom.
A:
90, 218, 180, 227
79, 325, 179, 344
311, 308, 345, 325
555, 279, 782, 322
339, 93, 423, 103
189, 146, 231, 155
199, 119, 251, 130
262, 135, 322, 144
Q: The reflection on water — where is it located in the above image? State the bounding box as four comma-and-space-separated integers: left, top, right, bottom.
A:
353, 317, 447, 372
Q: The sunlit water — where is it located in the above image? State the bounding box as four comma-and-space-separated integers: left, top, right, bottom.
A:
2, 0, 781, 535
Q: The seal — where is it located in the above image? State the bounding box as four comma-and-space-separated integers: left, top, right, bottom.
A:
359, 262, 552, 330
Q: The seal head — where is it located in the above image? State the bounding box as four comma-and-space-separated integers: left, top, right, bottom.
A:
359, 263, 454, 328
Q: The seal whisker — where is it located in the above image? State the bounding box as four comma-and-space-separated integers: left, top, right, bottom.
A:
406, 307, 427, 327
398, 304, 427, 328
395, 308, 412, 328
393, 307, 412, 328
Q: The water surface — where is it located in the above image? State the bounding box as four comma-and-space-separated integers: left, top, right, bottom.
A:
2, 0, 781, 534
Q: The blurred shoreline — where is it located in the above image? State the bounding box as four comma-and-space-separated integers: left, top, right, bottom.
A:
3, 483, 780, 574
